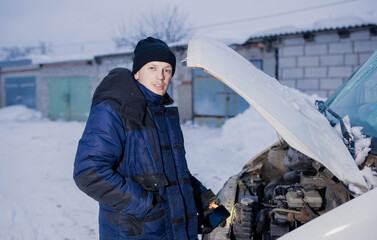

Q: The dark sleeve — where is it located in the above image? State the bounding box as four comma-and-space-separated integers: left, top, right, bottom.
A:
73, 104, 152, 217
190, 174, 217, 212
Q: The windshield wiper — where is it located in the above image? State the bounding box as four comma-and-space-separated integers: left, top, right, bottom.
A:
315, 100, 355, 157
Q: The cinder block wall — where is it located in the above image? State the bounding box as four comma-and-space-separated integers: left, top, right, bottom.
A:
278, 28, 377, 97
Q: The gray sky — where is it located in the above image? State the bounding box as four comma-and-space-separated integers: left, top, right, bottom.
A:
0, 0, 376, 57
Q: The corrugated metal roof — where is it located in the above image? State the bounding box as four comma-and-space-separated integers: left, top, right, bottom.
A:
247, 23, 377, 41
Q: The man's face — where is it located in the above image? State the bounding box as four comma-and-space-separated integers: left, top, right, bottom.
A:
134, 61, 173, 96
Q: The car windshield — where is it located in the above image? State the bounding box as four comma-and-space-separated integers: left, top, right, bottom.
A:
325, 49, 377, 138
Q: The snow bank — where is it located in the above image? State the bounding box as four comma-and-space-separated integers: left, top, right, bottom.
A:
183, 106, 278, 192
0, 105, 44, 122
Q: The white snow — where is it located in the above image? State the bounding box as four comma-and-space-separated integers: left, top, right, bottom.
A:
0, 106, 98, 240
183, 108, 278, 190
352, 126, 372, 166
334, 116, 376, 194
334, 116, 372, 166
361, 167, 377, 189
1, 100, 376, 239
0, 105, 43, 122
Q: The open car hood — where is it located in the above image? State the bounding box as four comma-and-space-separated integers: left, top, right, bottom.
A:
187, 36, 368, 191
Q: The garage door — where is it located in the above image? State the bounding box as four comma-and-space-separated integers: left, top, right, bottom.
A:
193, 60, 262, 125
5, 76, 36, 109
48, 77, 91, 121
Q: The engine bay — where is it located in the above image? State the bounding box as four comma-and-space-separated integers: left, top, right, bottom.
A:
204, 140, 377, 240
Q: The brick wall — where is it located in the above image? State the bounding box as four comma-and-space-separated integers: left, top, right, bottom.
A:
278, 28, 377, 97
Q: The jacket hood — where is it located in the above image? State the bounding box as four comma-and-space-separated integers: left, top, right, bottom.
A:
92, 68, 146, 124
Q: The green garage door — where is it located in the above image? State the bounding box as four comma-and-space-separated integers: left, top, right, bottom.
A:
48, 77, 91, 121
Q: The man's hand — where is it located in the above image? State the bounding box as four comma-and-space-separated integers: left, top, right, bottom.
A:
200, 201, 230, 234
208, 202, 218, 209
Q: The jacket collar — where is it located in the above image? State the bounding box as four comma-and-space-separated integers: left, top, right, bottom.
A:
136, 81, 174, 107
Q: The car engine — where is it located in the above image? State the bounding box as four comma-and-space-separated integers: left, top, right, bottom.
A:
204, 140, 376, 240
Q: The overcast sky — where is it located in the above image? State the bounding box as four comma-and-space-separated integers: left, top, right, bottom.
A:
0, 0, 376, 57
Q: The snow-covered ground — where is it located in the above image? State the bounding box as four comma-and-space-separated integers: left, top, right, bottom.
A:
0, 104, 277, 239
0, 106, 99, 240
0, 93, 375, 239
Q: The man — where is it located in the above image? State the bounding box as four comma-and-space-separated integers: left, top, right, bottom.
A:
73, 37, 229, 239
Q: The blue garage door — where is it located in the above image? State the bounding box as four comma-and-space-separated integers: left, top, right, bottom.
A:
193, 60, 262, 126
5, 76, 36, 109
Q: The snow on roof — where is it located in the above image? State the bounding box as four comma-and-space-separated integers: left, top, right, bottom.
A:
194, 14, 377, 46
248, 17, 376, 40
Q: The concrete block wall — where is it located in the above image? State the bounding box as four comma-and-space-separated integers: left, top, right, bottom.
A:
278, 28, 377, 98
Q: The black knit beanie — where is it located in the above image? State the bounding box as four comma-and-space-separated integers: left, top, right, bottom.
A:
132, 37, 176, 76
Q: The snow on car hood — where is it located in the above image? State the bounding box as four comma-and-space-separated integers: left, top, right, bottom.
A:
187, 36, 368, 192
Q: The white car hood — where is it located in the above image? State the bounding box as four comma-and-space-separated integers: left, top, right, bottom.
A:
187, 36, 368, 191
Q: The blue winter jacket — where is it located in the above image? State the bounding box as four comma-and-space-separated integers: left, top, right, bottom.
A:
73, 68, 216, 239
